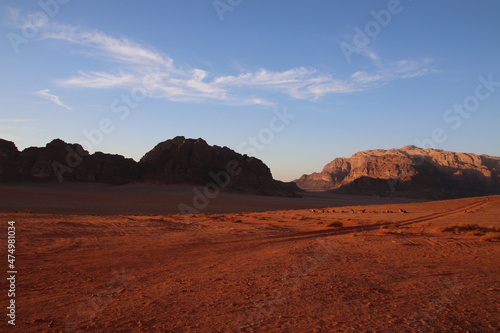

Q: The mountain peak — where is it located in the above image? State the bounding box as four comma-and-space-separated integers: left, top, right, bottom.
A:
0, 137, 297, 197
139, 136, 295, 195
295, 146, 500, 199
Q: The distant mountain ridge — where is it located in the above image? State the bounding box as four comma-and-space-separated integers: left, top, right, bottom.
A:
294, 145, 500, 199
0, 138, 140, 185
0, 137, 297, 197
3, 138, 499, 200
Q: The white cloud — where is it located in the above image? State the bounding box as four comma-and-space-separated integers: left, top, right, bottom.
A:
39, 22, 433, 105
357, 46, 381, 64
351, 71, 383, 83
61, 71, 134, 88
34, 89, 73, 110
44, 24, 174, 69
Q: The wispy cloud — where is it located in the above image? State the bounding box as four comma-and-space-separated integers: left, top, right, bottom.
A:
43, 24, 174, 69
34, 89, 73, 110
37, 22, 433, 105
62, 71, 134, 89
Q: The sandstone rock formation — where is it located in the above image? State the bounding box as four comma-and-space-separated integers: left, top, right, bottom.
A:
0, 139, 19, 182
140, 136, 297, 196
295, 145, 500, 199
0, 139, 140, 185
0, 137, 297, 197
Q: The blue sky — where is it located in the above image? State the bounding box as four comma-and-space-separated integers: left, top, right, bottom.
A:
1, 0, 499, 181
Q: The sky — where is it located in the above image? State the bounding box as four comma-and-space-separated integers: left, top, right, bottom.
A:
0, 0, 499, 181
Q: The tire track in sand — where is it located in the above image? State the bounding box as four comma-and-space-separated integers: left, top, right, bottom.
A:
229, 198, 490, 246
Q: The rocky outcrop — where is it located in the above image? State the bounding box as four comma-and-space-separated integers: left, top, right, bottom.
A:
82, 152, 142, 185
0, 137, 298, 197
0, 139, 19, 182
295, 145, 500, 199
140, 136, 297, 196
1, 139, 140, 185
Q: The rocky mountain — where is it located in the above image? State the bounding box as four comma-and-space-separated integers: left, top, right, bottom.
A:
0, 139, 19, 182
0, 137, 297, 196
294, 145, 500, 199
0, 138, 140, 184
139, 136, 297, 196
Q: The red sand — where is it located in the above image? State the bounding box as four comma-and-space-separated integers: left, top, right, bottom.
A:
0, 182, 423, 215
0, 184, 499, 332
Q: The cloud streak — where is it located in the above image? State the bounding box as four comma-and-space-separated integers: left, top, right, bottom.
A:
39, 22, 433, 106
34, 89, 73, 110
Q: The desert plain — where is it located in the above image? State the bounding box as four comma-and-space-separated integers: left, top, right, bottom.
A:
1, 183, 499, 332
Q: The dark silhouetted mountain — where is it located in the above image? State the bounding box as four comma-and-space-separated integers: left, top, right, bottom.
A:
0, 137, 298, 197
139, 136, 297, 196
0, 139, 19, 182
0, 139, 140, 185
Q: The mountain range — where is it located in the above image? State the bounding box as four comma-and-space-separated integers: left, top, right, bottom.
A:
0, 136, 297, 197
1, 138, 499, 200
294, 145, 500, 199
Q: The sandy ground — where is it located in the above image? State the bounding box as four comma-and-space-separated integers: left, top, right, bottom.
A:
0, 185, 499, 332
0, 183, 422, 215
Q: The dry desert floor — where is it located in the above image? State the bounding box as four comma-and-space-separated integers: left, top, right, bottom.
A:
0, 184, 499, 332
